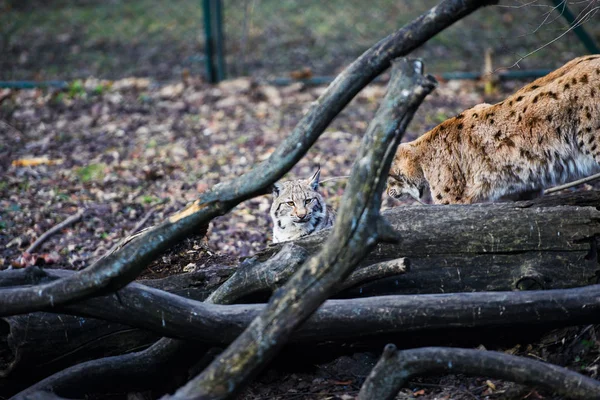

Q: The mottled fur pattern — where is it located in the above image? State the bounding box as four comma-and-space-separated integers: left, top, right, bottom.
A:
270, 168, 335, 243
388, 55, 600, 204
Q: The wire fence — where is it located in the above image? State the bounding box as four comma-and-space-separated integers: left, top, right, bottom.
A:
0, 0, 598, 84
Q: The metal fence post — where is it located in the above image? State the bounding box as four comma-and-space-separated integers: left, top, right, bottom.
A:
202, 0, 226, 83
549, 0, 599, 54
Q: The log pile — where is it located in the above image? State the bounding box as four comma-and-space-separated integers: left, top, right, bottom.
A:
2, 1, 600, 398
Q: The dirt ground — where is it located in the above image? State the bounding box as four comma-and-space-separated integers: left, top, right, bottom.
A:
1, 75, 599, 399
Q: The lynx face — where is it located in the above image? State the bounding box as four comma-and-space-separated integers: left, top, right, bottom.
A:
270, 167, 335, 243
387, 145, 426, 203
388, 55, 600, 205
387, 175, 422, 202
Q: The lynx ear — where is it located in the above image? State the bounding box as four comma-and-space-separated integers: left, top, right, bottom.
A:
272, 183, 283, 197
308, 166, 321, 191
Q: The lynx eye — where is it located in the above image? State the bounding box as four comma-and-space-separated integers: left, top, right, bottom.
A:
286, 201, 295, 207
304, 198, 313, 205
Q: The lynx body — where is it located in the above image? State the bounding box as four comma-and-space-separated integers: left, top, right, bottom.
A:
388, 55, 600, 204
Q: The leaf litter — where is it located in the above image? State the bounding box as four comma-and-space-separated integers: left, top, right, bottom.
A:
0, 76, 598, 399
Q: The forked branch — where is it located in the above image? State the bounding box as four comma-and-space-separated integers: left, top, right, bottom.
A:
165, 58, 436, 399
0, 0, 498, 318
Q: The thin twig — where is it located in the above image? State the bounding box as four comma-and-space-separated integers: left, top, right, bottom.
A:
101, 203, 163, 259
25, 209, 85, 254
545, 172, 600, 194
320, 175, 350, 184
502, 4, 599, 70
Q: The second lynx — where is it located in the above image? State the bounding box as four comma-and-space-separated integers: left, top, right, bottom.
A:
388, 55, 600, 205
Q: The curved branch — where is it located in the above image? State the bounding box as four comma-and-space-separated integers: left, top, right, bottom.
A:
358, 346, 600, 400
206, 243, 308, 304
164, 58, 433, 399
12, 245, 248, 398
207, 244, 408, 303
12, 338, 196, 399
4, 269, 600, 345
0, 0, 497, 318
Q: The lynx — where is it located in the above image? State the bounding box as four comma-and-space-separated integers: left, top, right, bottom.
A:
270, 167, 335, 243
388, 55, 600, 205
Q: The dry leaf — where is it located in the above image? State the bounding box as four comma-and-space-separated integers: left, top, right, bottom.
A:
332, 380, 352, 385
12, 157, 64, 167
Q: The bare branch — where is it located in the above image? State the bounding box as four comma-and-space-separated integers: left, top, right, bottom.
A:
545, 171, 600, 194
162, 57, 432, 399
358, 346, 600, 400
25, 209, 85, 254
0, 0, 497, 319
3, 268, 600, 348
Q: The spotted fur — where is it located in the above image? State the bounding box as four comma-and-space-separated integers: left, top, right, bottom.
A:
270, 167, 335, 243
388, 55, 600, 204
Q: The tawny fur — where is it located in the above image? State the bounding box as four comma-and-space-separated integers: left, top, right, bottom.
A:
388, 55, 600, 205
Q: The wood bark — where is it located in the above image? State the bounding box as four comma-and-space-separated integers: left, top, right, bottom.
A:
3, 190, 600, 391
358, 346, 600, 400
0, 266, 233, 395
263, 194, 600, 296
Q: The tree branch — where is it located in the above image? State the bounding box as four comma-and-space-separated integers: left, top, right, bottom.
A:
25, 209, 84, 254
3, 267, 600, 346
0, 0, 497, 318
164, 57, 433, 399
206, 243, 408, 304
358, 346, 600, 400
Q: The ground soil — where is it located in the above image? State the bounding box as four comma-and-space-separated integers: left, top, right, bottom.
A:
1, 74, 599, 399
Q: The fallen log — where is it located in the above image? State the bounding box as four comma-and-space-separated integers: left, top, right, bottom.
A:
262, 193, 600, 296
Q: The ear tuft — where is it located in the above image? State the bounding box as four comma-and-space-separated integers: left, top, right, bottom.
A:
308, 165, 321, 191
272, 183, 283, 197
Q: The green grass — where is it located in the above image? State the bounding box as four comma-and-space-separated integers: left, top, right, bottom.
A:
75, 163, 106, 183
1, 0, 598, 80
140, 195, 160, 204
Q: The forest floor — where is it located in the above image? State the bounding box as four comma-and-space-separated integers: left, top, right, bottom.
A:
1, 75, 599, 399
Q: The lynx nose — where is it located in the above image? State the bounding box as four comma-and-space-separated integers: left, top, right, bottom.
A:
296, 211, 307, 219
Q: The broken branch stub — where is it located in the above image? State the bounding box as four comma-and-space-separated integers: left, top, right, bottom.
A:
358, 346, 600, 400
165, 59, 436, 400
